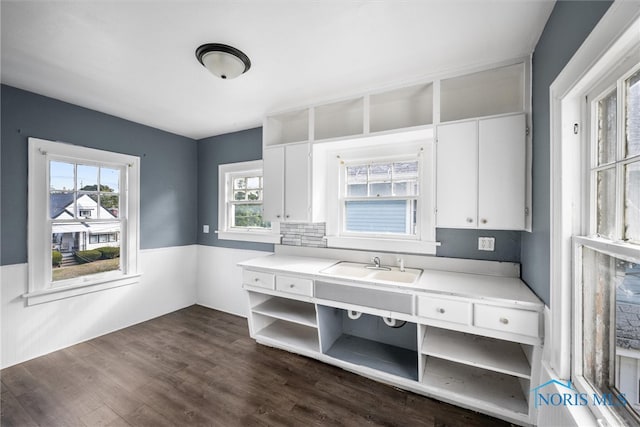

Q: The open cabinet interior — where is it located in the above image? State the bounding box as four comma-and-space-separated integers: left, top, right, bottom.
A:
317, 306, 418, 381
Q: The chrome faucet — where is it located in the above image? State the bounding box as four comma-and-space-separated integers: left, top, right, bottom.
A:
366, 256, 391, 271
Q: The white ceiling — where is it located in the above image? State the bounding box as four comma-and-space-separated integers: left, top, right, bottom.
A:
1, 1, 555, 140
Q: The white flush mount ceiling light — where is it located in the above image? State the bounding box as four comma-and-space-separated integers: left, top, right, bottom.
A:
195, 43, 251, 80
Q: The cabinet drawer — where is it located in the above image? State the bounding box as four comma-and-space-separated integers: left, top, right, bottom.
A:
276, 275, 313, 297
473, 304, 539, 337
242, 270, 275, 290
417, 296, 470, 325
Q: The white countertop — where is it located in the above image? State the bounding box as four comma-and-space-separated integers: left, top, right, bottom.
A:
238, 254, 543, 309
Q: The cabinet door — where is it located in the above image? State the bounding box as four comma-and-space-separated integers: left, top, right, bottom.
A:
436, 121, 478, 228
478, 114, 526, 230
284, 143, 311, 221
262, 147, 285, 222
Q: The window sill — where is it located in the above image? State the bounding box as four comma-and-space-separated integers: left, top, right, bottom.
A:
216, 230, 282, 244
23, 273, 141, 306
326, 236, 440, 255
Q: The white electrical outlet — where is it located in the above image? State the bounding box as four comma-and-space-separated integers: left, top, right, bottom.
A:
203, 225, 210, 233
478, 237, 495, 251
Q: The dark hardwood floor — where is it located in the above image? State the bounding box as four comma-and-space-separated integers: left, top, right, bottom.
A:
1, 305, 511, 427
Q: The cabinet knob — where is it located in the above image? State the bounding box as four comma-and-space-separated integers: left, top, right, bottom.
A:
499, 317, 509, 325
289, 284, 295, 288
437, 308, 445, 314
481, 219, 488, 224
276, 214, 281, 219
254, 278, 260, 282
285, 214, 290, 219
466, 218, 473, 223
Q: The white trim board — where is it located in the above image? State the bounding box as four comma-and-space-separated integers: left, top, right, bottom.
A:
1, 245, 198, 369
196, 245, 272, 317
548, 2, 640, 382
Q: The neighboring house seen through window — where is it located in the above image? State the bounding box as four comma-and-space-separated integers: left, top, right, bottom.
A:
27, 138, 141, 305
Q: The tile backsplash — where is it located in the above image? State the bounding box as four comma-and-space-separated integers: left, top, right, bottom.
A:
280, 222, 327, 248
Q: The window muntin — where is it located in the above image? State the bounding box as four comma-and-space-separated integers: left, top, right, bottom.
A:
217, 160, 280, 244
342, 159, 419, 236
592, 69, 640, 244
228, 174, 270, 230
49, 160, 123, 282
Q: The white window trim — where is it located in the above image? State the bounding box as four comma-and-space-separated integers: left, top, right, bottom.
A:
26, 138, 141, 306
217, 160, 280, 244
549, 4, 640, 425
324, 137, 437, 254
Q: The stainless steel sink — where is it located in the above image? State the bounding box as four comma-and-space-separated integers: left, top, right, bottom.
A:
319, 261, 422, 285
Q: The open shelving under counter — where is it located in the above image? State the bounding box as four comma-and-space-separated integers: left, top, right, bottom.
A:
421, 356, 530, 418
252, 317, 320, 354
252, 297, 317, 328
247, 291, 320, 356
421, 326, 532, 379
239, 253, 543, 426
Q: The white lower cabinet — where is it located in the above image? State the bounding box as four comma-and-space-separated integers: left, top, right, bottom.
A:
243, 268, 541, 426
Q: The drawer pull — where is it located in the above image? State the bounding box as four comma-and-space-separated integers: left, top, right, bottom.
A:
499, 317, 509, 325
254, 278, 260, 282
466, 218, 473, 223
437, 308, 445, 314
289, 284, 295, 288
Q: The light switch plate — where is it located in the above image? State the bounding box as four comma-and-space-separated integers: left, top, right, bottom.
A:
478, 237, 495, 251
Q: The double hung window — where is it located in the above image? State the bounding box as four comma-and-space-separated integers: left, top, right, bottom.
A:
325, 139, 435, 254
217, 160, 280, 243
574, 64, 640, 424
27, 138, 140, 305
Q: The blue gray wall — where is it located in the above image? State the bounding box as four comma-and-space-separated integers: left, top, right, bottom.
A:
520, 1, 612, 305
197, 128, 274, 252
0, 85, 198, 266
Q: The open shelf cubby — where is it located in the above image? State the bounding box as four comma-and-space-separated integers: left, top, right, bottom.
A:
421, 326, 531, 379
370, 83, 433, 132
252, 297, 317, 328
422, 356, 529, 416
317, 306, 418, 381
264, 109, 310, 146
440, 62, 525, 122
314, 98, 364, 141
253, 316, 320, 354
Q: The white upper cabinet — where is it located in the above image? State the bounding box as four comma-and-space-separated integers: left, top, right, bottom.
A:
283, 143, 311, 221
263, 143, 317, 223
478, 115, 526, 230
262, 146, 285, 222
436, 121, 478, 228
436, 114, 527, 230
